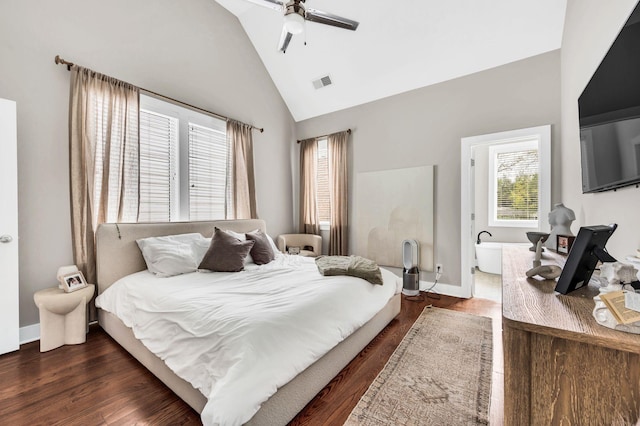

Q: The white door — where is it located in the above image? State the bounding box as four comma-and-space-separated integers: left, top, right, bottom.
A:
0, 98, 19, 354
470, 151, 476, 297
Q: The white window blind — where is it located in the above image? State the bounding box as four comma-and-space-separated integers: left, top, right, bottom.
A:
489, 140, 539, 227
316, 138, 330, 224
138, 109, 178, 222
189, 123, 227, 221
138, 94, 228, 222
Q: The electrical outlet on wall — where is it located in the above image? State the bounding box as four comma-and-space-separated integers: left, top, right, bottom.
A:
436, 264, 443, 274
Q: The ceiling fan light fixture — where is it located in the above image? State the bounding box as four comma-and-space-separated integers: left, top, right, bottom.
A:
284, 11, 305, 34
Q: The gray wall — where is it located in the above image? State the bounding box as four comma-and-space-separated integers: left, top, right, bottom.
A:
0, 0, 296, 327
296, 50, 561, 286
561, 0, 640, 260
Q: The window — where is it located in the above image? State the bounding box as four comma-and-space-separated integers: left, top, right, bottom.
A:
138, 94, 227, 222
316, 138, 330, 228
188, 123, 227, 221
138, 110, 178, 222
489, 139, 540, 228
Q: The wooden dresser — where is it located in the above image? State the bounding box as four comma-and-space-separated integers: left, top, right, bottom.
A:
502, 246, 640, 425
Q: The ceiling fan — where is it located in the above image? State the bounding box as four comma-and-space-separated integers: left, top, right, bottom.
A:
243, 0, 359, 53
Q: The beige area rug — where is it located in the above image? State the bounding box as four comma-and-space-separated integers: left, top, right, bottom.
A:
345, 307, 492, 425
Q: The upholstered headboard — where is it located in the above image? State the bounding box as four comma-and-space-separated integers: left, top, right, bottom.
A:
95, 219, 267, 295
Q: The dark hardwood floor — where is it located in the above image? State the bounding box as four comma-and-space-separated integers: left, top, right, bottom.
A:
0, 294, 502, 425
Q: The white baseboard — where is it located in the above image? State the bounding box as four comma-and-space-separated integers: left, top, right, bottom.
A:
419, 280, 471, 299
20, 323, 40, 344
19, 320, 98, 346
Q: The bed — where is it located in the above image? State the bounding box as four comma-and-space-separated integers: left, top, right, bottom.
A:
95, 219, 401, 425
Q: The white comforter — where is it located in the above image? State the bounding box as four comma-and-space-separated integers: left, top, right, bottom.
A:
96, 255, 399, 426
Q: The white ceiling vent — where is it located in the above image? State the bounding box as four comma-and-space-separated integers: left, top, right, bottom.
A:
312, 75, 332, 90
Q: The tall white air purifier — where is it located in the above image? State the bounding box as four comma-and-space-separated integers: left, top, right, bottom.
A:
402, 239, 420, 296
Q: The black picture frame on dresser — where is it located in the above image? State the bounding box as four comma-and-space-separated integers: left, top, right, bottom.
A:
555, 224, 617, 294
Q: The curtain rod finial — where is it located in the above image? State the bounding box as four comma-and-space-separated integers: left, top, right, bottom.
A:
54, 55, 74, 70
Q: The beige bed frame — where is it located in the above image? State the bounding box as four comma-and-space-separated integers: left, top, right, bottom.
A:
96, 219, 401, 425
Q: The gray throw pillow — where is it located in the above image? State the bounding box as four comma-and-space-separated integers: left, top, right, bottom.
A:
246, 230, 276, 265
198, 227, 255, 272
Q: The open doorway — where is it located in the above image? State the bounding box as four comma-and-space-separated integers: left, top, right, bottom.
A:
460, 125, 551, 301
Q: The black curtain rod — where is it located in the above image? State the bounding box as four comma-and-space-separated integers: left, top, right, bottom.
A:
54, 55, 264, 133
297, 128, 351, 144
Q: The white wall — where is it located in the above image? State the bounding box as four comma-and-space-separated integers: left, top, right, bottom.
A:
561, 0, 640, 260
0, 0, 296, 327
296, 51, 561, 286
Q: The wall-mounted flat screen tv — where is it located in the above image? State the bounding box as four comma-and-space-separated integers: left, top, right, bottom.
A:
578, 3, 640, 193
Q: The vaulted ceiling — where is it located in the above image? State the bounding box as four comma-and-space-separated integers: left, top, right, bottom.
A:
215, 0, 567, 122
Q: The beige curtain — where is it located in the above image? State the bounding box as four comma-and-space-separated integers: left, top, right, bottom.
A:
226, 120, 257, 219
328, 131, 349, 255
69, 66, 139, 284
299, 138, 320, 234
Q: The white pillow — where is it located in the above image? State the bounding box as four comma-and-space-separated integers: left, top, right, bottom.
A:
224, 229, 248, 241
137, 233, 207, 277
192, 238, 212, 265
266, 234, 280, 256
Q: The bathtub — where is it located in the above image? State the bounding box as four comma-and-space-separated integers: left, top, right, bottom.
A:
475, 242, 529, 275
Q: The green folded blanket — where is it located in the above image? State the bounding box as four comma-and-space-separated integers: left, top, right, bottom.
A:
315, 255, 383, 285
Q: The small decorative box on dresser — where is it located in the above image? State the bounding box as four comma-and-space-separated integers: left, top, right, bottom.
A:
33, 284, 95, 352
502, 246, 640, 425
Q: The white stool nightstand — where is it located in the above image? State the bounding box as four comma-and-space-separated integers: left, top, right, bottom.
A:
33, 284, 95, 352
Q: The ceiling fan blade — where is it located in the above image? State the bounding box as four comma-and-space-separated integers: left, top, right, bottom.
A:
243, 0, 284, 12
278, 27, 293, 53
305, 8, 359, 31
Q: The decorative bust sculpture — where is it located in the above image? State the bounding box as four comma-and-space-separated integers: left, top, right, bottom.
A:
545, 203, 575, 250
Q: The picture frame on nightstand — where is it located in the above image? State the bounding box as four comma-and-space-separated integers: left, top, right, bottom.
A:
61, 271, 88, 293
